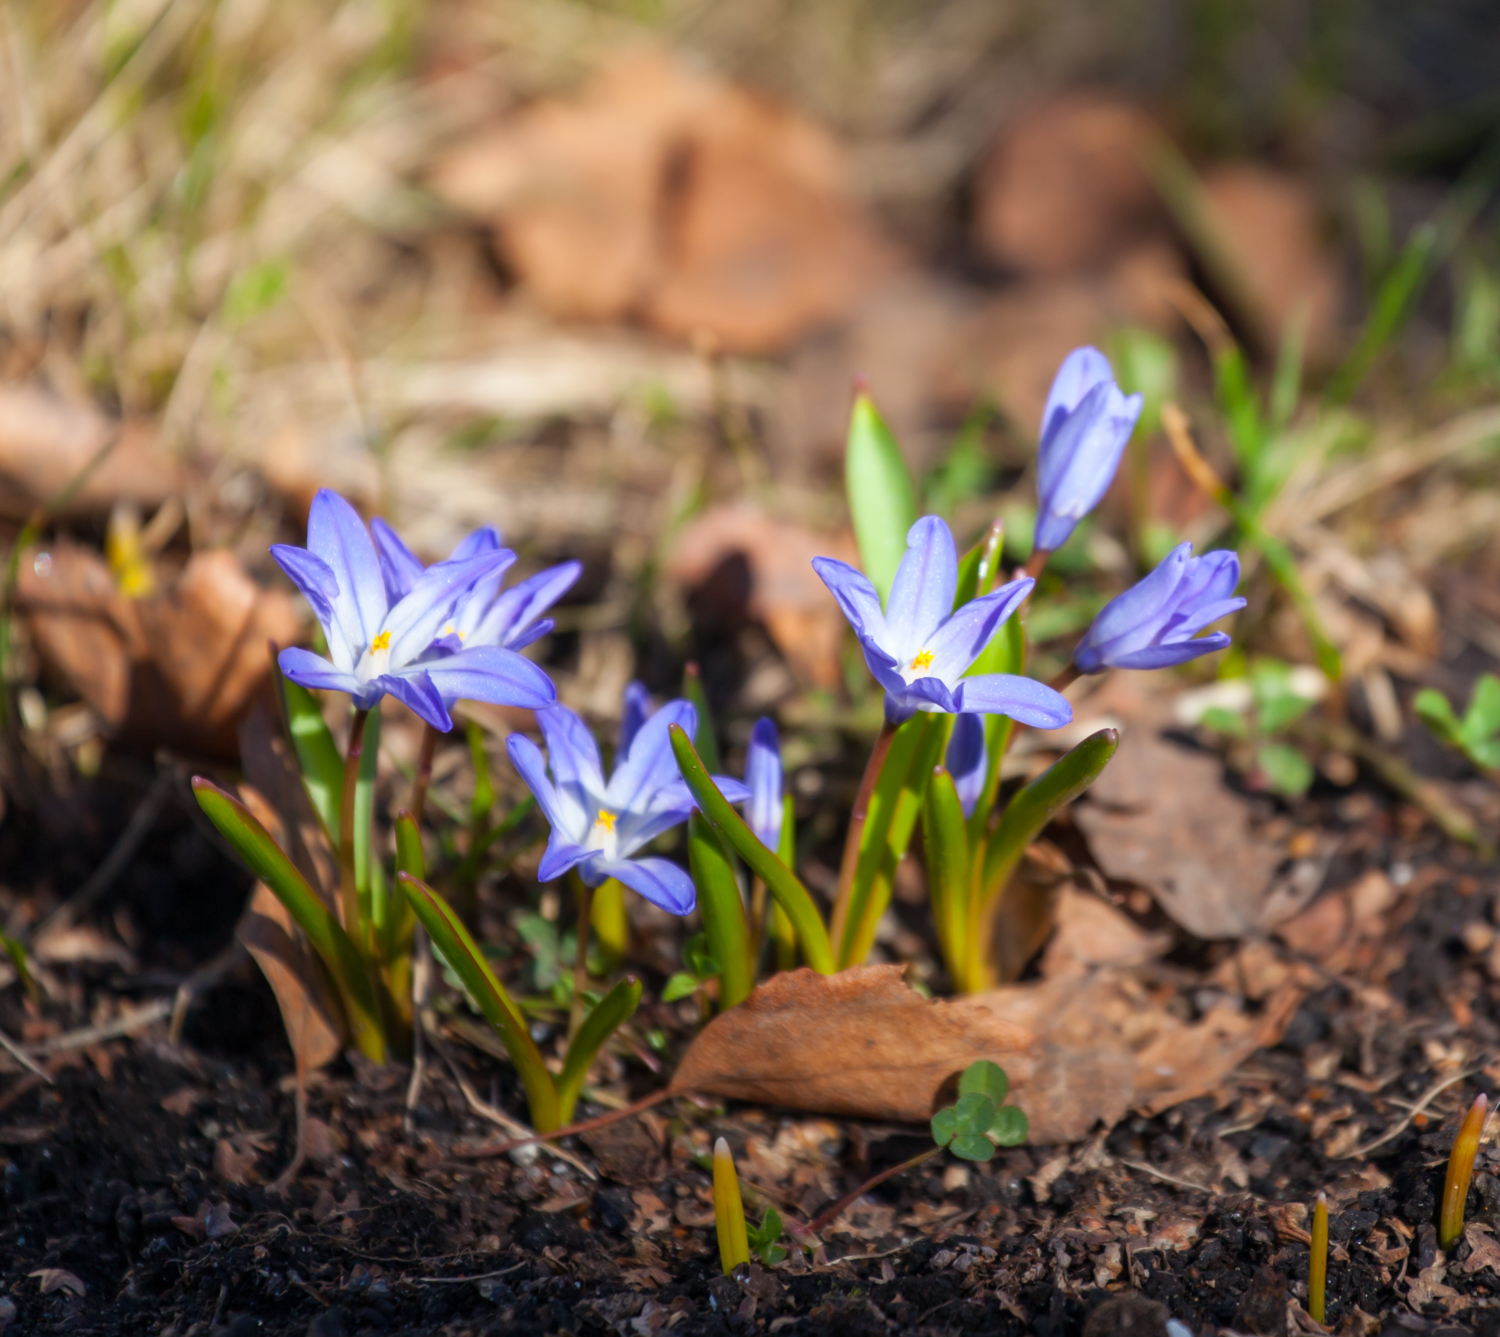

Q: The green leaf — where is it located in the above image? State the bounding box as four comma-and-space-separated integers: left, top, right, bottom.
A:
930, 1105, 958, 1147
924, 768, 970, 977
353, 707, 381, 907
953, 518, 1006, 611
682, 932, 719, 980
1269, 304, 1309, 432
972, 730, 1119, 988
669, 726, 835, 973
846, 393, 918, 605
1200, 706, 1250, 738
958, 1060, 1009, 1107
277, 674, 343, 842
1469, 739, 1500, 770
223, 258, 289, 327
1462, 674, 1500, 741
949, 1133, 996, 1162
662, 973, 701, 1003
0, 930, 35, 1000
689, 813, 753, 1011
989, 1104, 1029, 1147
1325, 222, 1438, 405
1415, 687, 1463, 745
952, 1091, 997, 1135
747, 1209, 787, 1265
556, 975, 642, 1124
1257, 742, 1314, 797
192, 777, 388, 1064
1251, 660, 1317, 733
965, 619, 1025, 851
397, 872, 560, 1131
467, 719, 496, 827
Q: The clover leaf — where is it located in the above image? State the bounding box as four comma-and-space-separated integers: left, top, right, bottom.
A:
931, 1060, 1028, 1162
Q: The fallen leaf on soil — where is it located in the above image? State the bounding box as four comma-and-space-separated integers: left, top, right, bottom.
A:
670, 965, 1300, 1142
1075, 714, 1323, 939
29, 1268, 86, 1297
973, 95, 1165, 275
1459, 1223, 1500, 1276
0, 384, 180, 519
19, 541, 302, 758
986, 841, 1073, 984
432, 49, 887, 353
160, 1087, 205, 1116
1408, 1262, 1465, 1315
1199, 165, 1342, 359
31, 923, 135, 970
580, 1115, 667, 1187
667, 504, 859, 687
1039, 884, 1171, 979
214, 1130, 273, 1185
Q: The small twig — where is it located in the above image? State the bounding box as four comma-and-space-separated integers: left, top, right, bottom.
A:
0, 1024, 50, 1082
806, 1146, 941, 1234
1351, 1068, 1479, 1159
411, 1262, 528, 1286
169, 940, 248, 1046
1119, 1159, 1215, 1194
33, 768, 174, 941
24, 998, 171, 1054
459, 1086, 676, 1159
427, 1024, 595, 1179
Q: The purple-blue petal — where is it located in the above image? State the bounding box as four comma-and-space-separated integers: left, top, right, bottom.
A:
506, 733, 577, 839
474, 561, 582, 650
1040, 346, 1114, 452
536, 706, 606, 802
1108, 632, 1232, 671
370, 517, 426, 605
270, 545, 343, 658
449, 526, 503, 561
619, 681, 653, 754
745, 717, 784, 851
537, 836, 591, 883
599, 856, 696, 916
422, 645, 556, 710
1035, 380, 1141, 554
605, 699, 696, 814
922, 577, 1033, 680
812, 557, 887, 648
884, 516, 958, 657
946, 712, 988, 820
306, 489, 387, 655
375, 670, 451, 731
278, 646, 363, 697
384, 549, 512, 666
952, 674, 1072, 729
904, 676, 959, 713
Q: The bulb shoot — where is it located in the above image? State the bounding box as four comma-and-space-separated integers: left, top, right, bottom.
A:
713, 1136, 750, 1274
1440, 1092, 1489, 1253
1309, 1191, 1328, 1324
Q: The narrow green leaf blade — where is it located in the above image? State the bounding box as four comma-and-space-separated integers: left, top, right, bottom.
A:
1257, 742, 1314, 797
1463, 674, 1500, 741
353, 708, 380, 910
668, 726, 835, 974
1414, 687, 1461, 743
557, 975, 642, 1124
689, 813, 754, 1011
278, 675, 344, 842
923, 768, 970, 975
846, 392, 918, 605
396, 871, 560, 1131
192, 777, 386, 1063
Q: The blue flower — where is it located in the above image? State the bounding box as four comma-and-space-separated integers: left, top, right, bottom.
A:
270, 489, 556, 732
945, 713, 988, 819
1074, 543, 1246, 673
371, 520, 582, 657
813, 516, 1073, 729
744, 717, 784, 852
506, 689, 750, 915
1035, 347, 1142, 554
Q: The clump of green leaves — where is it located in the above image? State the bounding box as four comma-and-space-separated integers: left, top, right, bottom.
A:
1416, 674, 1500, 775
930, 1060, 1028, 1162
747, 1209, 788, 1265
662, 933, 720, 1003
1199, 658, 1322, 797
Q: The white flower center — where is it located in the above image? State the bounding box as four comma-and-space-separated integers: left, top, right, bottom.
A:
586, 809, 619, 859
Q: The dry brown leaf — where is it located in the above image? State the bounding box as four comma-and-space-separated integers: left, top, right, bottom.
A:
19, 541, 302, 758
973, 95, 1165, 275
160, 1086, 205, 1116
667, 504, 858, 688
1276, 870, 1400, 973
1199, 166, 1342, 359
431, 49, 887, 353
1075, 717, 1322, 940
214, 1131, 272, 1185
0, 385, 180, 519
29, 1268, 86, 1297
1038, 884, 1171, 979
670, 965, 1299, 1142
1459, 1223, 1500, 1275
31, 923, 135, 970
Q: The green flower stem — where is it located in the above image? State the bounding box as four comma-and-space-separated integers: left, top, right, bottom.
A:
690, 813, 754, 1010
829, 719, 897, 951
408, 722, 438, 827
338, 707, 370, 943
668, 725, 834, 974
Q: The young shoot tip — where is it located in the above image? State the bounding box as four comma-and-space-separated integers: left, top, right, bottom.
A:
713, 1135, 750, 1274
1439, 1090, 1490, 1253
1309, 1190, 1328, 1325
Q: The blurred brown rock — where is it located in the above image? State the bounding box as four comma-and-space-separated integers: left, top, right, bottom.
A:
19, 541, 303, 758
667, 504, 857, 688
1200, 165, 1342, 357
974, 95, 1165, 275
431, 49, 888, 353
0, 385, 180, 519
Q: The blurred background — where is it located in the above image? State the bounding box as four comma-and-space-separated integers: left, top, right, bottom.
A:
2, 0, 1500, 985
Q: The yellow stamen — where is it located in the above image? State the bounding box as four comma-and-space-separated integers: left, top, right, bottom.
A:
372, 630, 391, 652
911, 650, 935, 672
594, 810, 616, 832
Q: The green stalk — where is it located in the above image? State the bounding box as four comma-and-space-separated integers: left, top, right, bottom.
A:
556, 976, 642, 1124
668, 725, 834, 973
689, 813, 754, 1010
923, 768, 970, 983
338, 707, 370, 943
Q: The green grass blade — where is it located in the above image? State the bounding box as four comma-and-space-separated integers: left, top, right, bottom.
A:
353, 708, 381, 917
668, 725, 834, 974
689, 813, 754, 1010
970, 729, 1118, 989
396, 871, 560, 1131
923, 768, 970, 980
846, 392, 918, 605
556, 976, 642, 1124
192, 777, 387, 1063
278, 675, 344, 842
